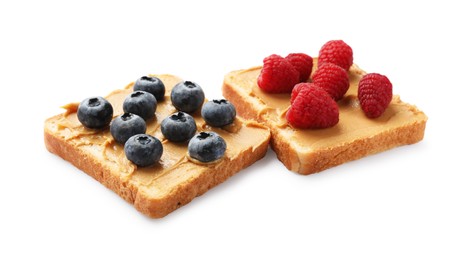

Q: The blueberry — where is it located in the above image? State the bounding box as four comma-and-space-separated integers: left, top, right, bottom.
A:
170, 81, 205, 113
201, 99, 236, 127
123, 91, 157, 121
110, 113, 147, 144
77, 96, 113, 129
133, 76, 165, 101
160, 112, 197, 142
188, 132, 226, 163
124, 134, 163, 167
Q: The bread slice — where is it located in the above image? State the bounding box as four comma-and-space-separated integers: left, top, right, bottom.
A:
44, 74, 270, 218
222, 58, 428, 175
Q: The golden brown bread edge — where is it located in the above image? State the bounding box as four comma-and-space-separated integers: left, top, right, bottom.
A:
222, 65, 427, 175
44, 115, 270, 218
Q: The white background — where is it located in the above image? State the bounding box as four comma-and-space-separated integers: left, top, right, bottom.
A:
1, 0, 473, 259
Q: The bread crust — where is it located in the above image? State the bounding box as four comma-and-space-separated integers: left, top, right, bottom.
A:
44, 120, 138, 205
45, 77, 271, 219
222, 65, 427, 175
45, 118, 269, 218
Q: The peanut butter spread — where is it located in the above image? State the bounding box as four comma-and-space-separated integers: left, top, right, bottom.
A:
47, 74, 269, 198
226, 59, 427, 152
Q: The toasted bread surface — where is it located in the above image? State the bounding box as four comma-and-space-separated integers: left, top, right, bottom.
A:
222, 59, 427, 174
44, 74, 270, 218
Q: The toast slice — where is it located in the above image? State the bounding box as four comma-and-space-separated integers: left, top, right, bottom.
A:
223, 58, 427, 174
44, 74, 270, 218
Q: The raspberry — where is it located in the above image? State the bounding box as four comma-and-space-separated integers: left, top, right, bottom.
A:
311, 63, 349, 101
258, 54, 300, 93
285, 53, 313, 82
290, 82, 317, 104
358, 73, 393, 118
286, 83, 339, 129
318, 40, 353, 71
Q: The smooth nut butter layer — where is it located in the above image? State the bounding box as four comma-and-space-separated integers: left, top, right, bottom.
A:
223, 58, 427, 173
45, 74, 269, 199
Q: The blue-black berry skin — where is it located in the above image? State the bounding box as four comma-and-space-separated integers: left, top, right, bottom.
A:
124, 134, 163, 167
170, 81, 205, 113
133, 76, 165, 101
123, 91, 157, 121
188, 132, 226, 163
160, 112, 197, 142
77, 96, 113, 129
110, 113, 147, 144
201, 99, 236, 127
